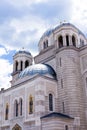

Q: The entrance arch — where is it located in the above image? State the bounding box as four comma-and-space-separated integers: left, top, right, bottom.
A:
12, 124, 21, 130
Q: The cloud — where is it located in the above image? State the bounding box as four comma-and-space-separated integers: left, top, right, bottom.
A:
0, 0, 87, 90
70, 0, 87, 35
0, 0, 73, 56
0, 47, 8, 56
0, 59, 12, 89
6, 0, 48, 8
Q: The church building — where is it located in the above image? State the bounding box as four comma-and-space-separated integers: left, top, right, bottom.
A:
0, 22, 87, 130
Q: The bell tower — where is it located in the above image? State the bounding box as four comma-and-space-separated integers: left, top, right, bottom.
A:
11, 49, 33, 85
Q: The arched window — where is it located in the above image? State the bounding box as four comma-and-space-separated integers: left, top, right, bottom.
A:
58, 36, 63, 48
49, 93, 53, 111
15, 61, 18, 71
29, 95, 33, 114
25, 60, 29, 68
43, 40, 48, 49
12, 124, 22, 130
5, 103, 9, 120
19, 98, 22, 116
14, 100, 18, 117
66, 35, 69, 46
20, 61, 23, 71
65, 125, 68, 130
72, 35, 76, 47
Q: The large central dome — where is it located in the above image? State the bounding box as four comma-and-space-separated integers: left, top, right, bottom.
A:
19, 64, 56, 79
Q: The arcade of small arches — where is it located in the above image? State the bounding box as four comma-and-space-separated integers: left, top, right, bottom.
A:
42, 34, 85, 50
5, 93, 54, 120
15, 60, 30, 72
58, 35, 76, 48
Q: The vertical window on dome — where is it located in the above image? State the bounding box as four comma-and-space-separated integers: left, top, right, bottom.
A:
43, 40, 48, 49
19, 98, 22, 116
20, 61, 23, 71
25, 60, 29, 68
5, 103, 9, 120
66, 35, 69, 46
49, 94, 53, 111
15, 61, 18, 71
58, 36, 63, 48
29, 95, 33, 114
65, 125, 68, 130
72, 35, 76, 47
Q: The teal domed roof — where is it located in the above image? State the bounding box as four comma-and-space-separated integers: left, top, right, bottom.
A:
14, 50, 31, 56
19, 64, 56, 79
40, 23, 85, 40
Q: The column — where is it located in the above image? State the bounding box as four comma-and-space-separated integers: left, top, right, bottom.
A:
63, 35, 66, 46
69, 35, 72, 46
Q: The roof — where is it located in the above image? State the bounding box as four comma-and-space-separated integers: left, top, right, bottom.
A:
40, 112, 74, 119
14, 50, 32, 56
19, 63, 56, 79
40, 23, 85, 40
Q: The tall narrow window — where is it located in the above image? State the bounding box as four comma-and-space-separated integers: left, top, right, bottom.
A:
20, 61, 23, 71
25, 60, 29, 68
72, 36, 76, 47
43, 40, 48, 49
14, 100, 18, 117
66, 35, 69, 46
58, 36, 63, 48
61, 79, 63, 88
62, 102, 65, 113
5, 103, 9, 120
49, 94, 53, 111
59, 57, 62, 67
65, 125, 68, 130
46, 40, 48, 47
29, 95, 33, 114
15, 61, 18, 71
19, 98, 22, 116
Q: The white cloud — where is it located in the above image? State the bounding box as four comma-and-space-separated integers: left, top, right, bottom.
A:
70, 0, 87, 34
0, 59, 12, 89
0, 47, 7, 56
0, 15, 50, 53
6, 0, 48, 8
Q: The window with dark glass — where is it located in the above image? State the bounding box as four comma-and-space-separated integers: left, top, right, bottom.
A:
58, 36, 63, 48
61, 79, 63, 88
72, 36, 76, 47
20, 98, 22, 116
62, 102, 65, 113
49, 94, 53, 111
65, 125, 68, 130
5, 103, 9, 120
59, 57, 62, 67
66, 35, 69, 46
29, 96, 33, 114
43, 40, 48, 49
20, 61, 23, 71
15, 100, 18, 117
25, 60, 29, 68
15, 61, 18, 71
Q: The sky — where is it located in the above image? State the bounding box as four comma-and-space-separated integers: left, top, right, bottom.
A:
0, 0, 87, 89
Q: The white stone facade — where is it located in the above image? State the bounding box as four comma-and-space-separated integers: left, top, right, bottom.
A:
0, 23, 87, 130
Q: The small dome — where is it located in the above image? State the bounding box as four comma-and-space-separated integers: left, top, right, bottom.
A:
19, 64, 56, 79
40, 23, 85, 40
14, 49, 31, 56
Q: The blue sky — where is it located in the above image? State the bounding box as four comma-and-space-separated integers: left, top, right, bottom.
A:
0, 0, 87, 89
